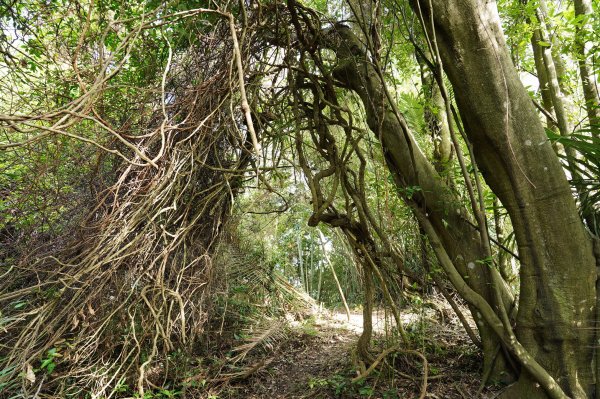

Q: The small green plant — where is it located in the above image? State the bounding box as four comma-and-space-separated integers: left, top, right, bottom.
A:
112, 378, 129, 394
392, 184, 422, 199
383, 388, 399, 399
133, 392, 155, 399
40, 348, 60, 374
327, 374, 349, 396
301, 316, 319, 336
183, 378, 207, 388
131, 387, 182, 399
0, 365, 17, 391
358, 385, 375, 397
476, 256, 494, 267
308, 377, 328, 389
157, 388, 180, 398
320, 372, 382, 397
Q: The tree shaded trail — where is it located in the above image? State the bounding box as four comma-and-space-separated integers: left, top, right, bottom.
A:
2, 1, 598, 397
222, 306, 501, 399
231, 313, 357, 398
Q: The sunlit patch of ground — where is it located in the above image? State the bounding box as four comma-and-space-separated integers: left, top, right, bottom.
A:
329, 308, 430, 334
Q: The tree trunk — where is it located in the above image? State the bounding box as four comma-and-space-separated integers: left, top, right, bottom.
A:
493, 197, 514, 284
316, 255, 323, 303
411, 0, 597, 397
574, 0, 600, 128
319, 229, 351, 321
357, 260, 375, 363
418, 52, 453, 173
531, 30, 556, 131
297, 233, 306, 292
327, 24, 515, 383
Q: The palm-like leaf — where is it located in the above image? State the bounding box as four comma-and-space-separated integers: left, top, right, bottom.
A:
546, 125, 600, 233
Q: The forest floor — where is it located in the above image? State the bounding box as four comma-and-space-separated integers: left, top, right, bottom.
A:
218, 302, 504, 399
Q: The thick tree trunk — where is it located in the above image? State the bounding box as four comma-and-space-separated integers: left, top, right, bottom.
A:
327, 25, 515, 383
411, 0, 597, 397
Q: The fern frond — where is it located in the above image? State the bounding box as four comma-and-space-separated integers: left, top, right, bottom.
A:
230, 319, 287, 363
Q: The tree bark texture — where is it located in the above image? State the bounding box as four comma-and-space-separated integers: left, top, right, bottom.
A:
326, 24, 515, 382
574, 0, 600, 128
410, 0, 597, 397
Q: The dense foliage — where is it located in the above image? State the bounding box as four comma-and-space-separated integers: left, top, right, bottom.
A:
1, 0, 599, 398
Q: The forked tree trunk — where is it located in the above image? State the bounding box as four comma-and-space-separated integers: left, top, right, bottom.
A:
411, 0, 597, 397
326, 25, 515, 383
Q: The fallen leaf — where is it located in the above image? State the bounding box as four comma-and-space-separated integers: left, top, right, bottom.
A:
25, 363, 35, 383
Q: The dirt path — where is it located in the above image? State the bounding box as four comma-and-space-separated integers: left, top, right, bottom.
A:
222, 307, 501, 399
226, 311, 360, 398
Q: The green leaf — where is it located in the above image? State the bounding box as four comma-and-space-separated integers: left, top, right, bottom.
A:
45, 362, 55, 374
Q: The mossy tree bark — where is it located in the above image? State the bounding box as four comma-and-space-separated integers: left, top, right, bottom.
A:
410, 0, 597, 397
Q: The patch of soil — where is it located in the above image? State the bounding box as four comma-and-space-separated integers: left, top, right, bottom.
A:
219, 308, 504, 399
224, 322, 356, 398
